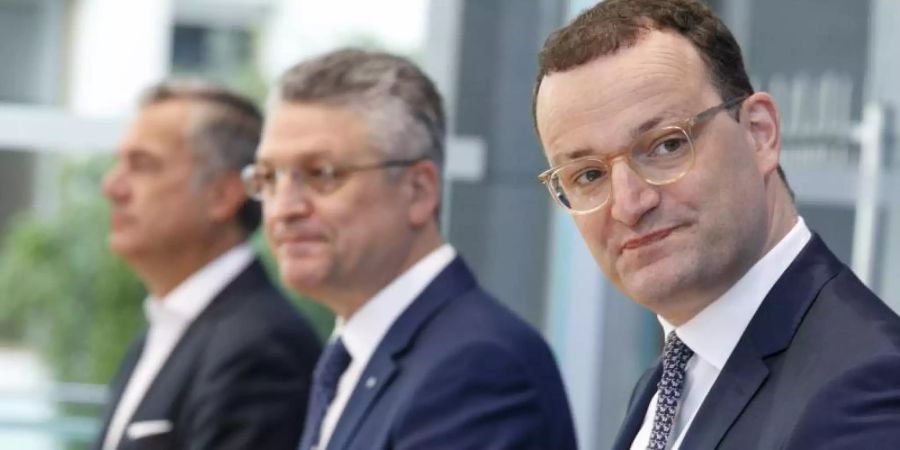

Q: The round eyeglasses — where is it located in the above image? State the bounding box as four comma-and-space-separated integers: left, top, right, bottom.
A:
241, 157, 426, 201
537, 96, 746, 215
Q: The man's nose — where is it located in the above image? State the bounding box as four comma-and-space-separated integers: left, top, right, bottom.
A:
101, 166, 128, 203
608, 161, 660, 226
262, 182, 315, 224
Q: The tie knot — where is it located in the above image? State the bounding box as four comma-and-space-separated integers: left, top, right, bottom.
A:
662, 331, 693, 370
314, 338, 352, 391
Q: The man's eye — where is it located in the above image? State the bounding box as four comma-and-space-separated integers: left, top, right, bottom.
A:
307, 167, 327, 178
128, 154, 161, 172
305, 164, 336, 180
571, 167, 608, 186
257, 168, 276, 183
649, 136, 689, 157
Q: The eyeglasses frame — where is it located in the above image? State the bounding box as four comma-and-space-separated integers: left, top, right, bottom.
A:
537, 95, 748, 215
241, 156, 428, 201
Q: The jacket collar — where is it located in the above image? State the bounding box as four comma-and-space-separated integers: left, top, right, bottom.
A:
324, 257, 477, 450
679, 234, 843, 448
612, 234, 843, 449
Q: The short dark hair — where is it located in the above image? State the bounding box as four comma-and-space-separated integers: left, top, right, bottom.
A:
536, 0, 752, 118
141, 79, 263, 235
534, 0, 791, 193
272, 48, 446, 179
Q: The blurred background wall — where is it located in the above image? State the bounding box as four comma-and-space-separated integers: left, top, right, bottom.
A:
0, 1, 897, 449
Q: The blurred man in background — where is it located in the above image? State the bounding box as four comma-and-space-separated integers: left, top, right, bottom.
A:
96, 80, 321, 450
533, 0, 900, 449
245, 48, 577, 450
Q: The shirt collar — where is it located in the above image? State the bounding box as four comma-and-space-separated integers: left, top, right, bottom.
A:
661, 217, 812, 370
144, 242, 255, 328
335, 244, 457, 369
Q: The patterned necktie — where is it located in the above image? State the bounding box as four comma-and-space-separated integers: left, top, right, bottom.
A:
647, 331, 694, 450
299, 338, 352, 450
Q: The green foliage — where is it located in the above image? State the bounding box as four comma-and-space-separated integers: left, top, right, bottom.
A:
0, 156, 145, 383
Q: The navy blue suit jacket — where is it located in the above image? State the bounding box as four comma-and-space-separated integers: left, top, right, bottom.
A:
612, 235, 900, 449
94, 259, 321, 450
314, 257, 577, 450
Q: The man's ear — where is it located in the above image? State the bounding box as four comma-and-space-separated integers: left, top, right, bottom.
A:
742, 92, 782, 177
405, 161, 441, 227
207, 173, 249, 222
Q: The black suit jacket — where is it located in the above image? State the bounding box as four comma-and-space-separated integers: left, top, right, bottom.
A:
303, 257, 578, 450
612, 234, 900, 449
94, 259, 321, 450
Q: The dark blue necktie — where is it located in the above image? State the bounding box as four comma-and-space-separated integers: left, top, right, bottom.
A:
647, 331, 694, 450
299, 338, 352, 450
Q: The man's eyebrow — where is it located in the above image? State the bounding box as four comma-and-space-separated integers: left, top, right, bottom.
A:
554, 148, 596, 165
255, 148, 332, 165
631, 104, 695, 137
123, 147, 157, 161
631, 116, 665, 139
550, 110, 685, 166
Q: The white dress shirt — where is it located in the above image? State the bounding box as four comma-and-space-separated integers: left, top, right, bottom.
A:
314, 244, 457, 450
631, 218, 812, 450
102, 243, 255, 450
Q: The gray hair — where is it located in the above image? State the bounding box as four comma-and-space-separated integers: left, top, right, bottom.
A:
271, 48, 446, 178
140, 79, 263, 235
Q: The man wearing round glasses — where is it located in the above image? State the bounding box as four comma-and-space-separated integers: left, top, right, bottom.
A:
533, 0, 900, 449
249, 48, 577, 450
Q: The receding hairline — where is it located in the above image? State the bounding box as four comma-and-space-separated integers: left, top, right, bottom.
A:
134, 97, 235, 154
534, 26, 721, 137
140, 80, 262, 120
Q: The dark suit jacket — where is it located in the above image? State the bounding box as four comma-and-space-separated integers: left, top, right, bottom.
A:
612, 234, 900, 450
307, 257, 577, 450
94, 259, 322, 450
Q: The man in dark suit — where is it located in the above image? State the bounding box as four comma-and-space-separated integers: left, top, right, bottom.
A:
96, 80, 321, 450
244, 48, 577, 450
532, 0, 900, 448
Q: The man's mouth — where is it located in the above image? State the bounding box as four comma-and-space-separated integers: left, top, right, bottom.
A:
621, 226, 679, 252
275, 233, 327, 254
109, 212, 132, 229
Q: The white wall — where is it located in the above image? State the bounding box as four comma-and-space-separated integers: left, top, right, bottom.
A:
69, 0, 174, 117
259, 0, 428, 82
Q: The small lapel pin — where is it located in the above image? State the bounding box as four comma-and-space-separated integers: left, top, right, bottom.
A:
365, 376, 377, 388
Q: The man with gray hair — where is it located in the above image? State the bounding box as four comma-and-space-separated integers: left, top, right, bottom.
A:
97, 79, 321, 450
245, 48, 577, 449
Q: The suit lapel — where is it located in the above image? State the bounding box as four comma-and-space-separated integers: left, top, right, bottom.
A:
679, 234, 843, 448
127, 309, 214, 426
325, 257, 478, 450
611, 363, 663, 450
322, 353, 399, 450
678, 340, 769, 448
94, 335, 147, 450
125, 261, 268, 431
